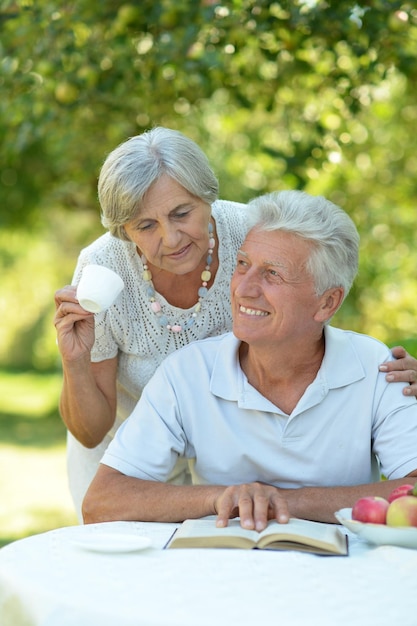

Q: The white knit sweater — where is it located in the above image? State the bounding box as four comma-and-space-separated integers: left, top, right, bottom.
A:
67, 199, 251, 516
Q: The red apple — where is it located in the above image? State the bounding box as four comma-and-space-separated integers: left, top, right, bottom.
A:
352, 496, 389, 524
387, 484, 414, 503
386, 496, 417, 527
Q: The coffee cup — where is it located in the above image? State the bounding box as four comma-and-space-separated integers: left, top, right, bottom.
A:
76, 265, 124, 313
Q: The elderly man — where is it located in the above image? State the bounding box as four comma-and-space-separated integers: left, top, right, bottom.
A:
83, 190, 417, 531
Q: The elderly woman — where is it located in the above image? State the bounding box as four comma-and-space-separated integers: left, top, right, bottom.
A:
54, 128, 417, 519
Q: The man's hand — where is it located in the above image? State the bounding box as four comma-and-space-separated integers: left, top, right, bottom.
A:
214, 482, 290, 532
380, 346, 417, 397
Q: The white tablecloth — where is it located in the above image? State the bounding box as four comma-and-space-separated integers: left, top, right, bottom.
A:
0, 520, 416, 626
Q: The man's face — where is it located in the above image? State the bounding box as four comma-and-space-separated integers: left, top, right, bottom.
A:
231, 227, 325, 349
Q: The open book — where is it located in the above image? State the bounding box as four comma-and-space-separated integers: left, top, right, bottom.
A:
167, 517, 348, 556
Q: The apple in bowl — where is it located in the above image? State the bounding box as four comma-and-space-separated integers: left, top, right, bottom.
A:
386, 496, 417, 528
352, 496, 389, 524
351, 482, 417, 528
387, 484, 414, 503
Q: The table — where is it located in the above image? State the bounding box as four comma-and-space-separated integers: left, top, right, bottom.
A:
0, 519, 416, 626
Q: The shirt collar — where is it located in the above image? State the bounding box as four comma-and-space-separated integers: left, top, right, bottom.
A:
210, 327, 366, 405
320, 325, 366, 389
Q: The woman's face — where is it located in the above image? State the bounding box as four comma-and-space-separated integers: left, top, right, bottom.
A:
124, 174, 212, 275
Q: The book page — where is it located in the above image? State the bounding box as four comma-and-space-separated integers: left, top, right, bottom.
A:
170, 518, 259, 548
258, 518, 347, 554
259, 518, 338, 541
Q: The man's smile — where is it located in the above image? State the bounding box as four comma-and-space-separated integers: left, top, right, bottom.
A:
239, 305, 269, 317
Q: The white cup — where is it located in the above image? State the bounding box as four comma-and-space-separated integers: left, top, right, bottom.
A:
76, 265, 124, 313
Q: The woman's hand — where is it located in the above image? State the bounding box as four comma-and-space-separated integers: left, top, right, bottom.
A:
54, 285, 118, 447
380, 346, 417, 397
54, 285, 95, 361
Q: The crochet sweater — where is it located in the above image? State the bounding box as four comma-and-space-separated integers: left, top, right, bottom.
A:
67, 199, 251, 515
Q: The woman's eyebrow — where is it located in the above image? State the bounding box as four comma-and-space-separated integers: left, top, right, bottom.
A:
168, 202, 194, 214
135, 202, 193, 222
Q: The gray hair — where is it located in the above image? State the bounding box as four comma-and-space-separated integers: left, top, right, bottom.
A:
98, 127, 219, 239
247, 190, 359, 299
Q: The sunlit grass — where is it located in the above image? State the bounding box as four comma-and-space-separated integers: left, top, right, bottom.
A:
0, 445, 77, 547
0, 369, 78, 547
0, 370, 62, 416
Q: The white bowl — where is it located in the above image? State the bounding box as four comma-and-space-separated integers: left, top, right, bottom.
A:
335, 508, 417, 549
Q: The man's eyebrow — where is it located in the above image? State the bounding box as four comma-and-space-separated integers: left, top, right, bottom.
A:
264, 260, 286, 268
237, 249, 286, 269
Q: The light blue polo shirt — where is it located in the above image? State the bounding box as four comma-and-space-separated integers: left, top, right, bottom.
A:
102, 327, 417, 487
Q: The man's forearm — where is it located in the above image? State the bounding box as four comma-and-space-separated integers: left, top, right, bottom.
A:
285, 474, 417, 523
82, 465, 224, 524
83, 464, 417, 528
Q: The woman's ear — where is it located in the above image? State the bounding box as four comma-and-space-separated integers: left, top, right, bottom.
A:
314, 287, 345, 323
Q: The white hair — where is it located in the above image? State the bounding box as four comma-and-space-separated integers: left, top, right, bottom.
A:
99, 127, 219, 239
247, 190, 359, 299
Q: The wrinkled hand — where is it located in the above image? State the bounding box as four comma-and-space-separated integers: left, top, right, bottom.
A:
380, 346, 417, 398
54, 285, 95, 361
214, 482, 290, 532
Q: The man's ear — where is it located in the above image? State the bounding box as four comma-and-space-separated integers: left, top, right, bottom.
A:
314, 287, 344, 323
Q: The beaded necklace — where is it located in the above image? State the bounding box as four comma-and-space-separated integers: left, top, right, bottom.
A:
141, 223, 215, 333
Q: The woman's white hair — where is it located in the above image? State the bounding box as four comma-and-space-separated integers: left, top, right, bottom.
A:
247, 190, 359, 299
99, 127, 219, 239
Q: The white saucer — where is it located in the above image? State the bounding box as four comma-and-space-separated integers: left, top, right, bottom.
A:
72, 533, 152, 553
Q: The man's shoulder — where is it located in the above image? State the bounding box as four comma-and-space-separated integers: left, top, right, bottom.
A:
327, 326, 392, 359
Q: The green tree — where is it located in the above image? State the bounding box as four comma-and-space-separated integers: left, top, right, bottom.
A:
1, 0, 416, 219
0, 0, 416, 367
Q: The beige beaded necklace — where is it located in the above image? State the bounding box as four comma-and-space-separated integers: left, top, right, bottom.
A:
141, 223, 215, 332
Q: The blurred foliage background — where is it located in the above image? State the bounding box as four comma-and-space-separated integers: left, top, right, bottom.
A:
0, 0, 416, 542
